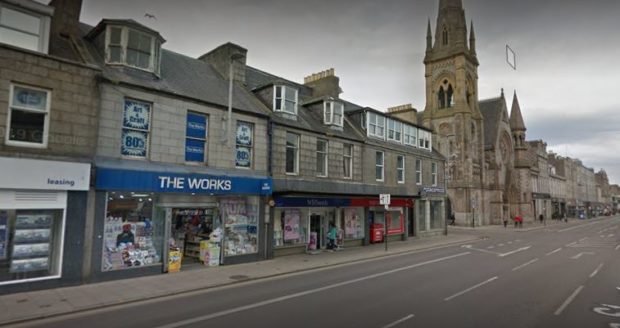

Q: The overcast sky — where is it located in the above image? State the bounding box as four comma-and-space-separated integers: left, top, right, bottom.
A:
77, 0, 620, 184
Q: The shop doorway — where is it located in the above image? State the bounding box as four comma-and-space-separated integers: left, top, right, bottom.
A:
165, 207, 221, 270
310, 213, 325, 249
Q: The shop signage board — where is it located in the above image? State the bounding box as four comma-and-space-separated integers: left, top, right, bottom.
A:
121, 100, 151, 157
274, 197, 414, 208
95, 168, 272, 195
0, 157, 90, 191
422, 187, 446, 195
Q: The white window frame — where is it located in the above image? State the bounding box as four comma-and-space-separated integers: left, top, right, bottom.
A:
5, 84, 51, 148
105, 25, 160, 73
274, 85, 298, 115
387, 119, 403, 143
323, 101, 344, 127
285, 132, 300, 175
0, 3, 50, 53
343, 143, 353, 179
375, 151, 384, 182
403, 125, 417, 147
316, 138, 328, 177
415, 159, 422, 185
397, 155, 405, 184
431, 162, 438, 186
367, 112, 385, 139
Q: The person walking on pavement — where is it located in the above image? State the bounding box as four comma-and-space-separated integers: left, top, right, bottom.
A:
327, 223, 337, 251
503, 216, 508, 228
539, 214, 544, 224
450, 212, 456, 226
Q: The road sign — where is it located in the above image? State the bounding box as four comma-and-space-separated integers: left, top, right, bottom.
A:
379, 194, 391, 206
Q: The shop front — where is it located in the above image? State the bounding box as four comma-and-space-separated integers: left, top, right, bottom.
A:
0, 157, 90, 294
417, 187, 446, 236
91, 163, 272, 281
271, 196, 413, 256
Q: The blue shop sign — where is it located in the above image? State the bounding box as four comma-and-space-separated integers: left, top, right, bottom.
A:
96, 168, 272, 195
186, 112, 207, 139
274, 197, 351, 208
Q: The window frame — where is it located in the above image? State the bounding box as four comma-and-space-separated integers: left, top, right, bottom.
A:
387, 119, 403, 143
403, 124, 417, 147
0, 3, 50, 53
415, 159, 422, 185
120, 98, 152, 159
274, 85, 298, 115
343, 143, 353, 179
375, 151, 384, 182
104, 25, 160, 73
431, 162, 438, 186
316, 138, 328, 177
285, 132, 300, 175
397, 155, 405, 184
235, 121, 254, 169
367, 112, 385, 139
5, 84, 51, 149
323, 101, 344, 127
184, 111, 208, 164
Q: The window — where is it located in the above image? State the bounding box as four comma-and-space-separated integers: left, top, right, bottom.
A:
6, 84, 50, 148
387, 119, 402, 142
324, 101, 344, 127
368, 112, 385, 138
121, 99, 150, 158
447, 85, 454, 107
285, 132, 299, 174
185, 112, 208, 163
403, 125, 417, 146
415, 159, 422, 185
274, 85, 298, 115
442, 26, 448, 45
343, 144, 353, 179
432, 162, 438, 186
418, 130, 431, 150
0, 5, 48, 53
375, 151, 384, 181
397, 155, 405, 184
236, 121, 253, 168
105, 25, 161, 73
438, 87, 445, 109
438, 81, 454, 109
316, 139, 328, 177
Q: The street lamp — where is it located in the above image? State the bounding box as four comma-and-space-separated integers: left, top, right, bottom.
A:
224, 53, 245, 146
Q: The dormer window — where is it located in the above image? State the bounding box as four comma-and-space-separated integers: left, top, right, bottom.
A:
403, 124, 417, 146
387, 119, 402, 142
367, 112, 385, 139
274, 85, 298, 115
105, 25, 161, 73
0, 3, 51, 53
324, 101, 343, 127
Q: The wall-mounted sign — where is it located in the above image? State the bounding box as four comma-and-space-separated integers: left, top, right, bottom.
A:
422, 187, 446, 195
95, 167, 272, 195
186, 113, 207, 139
236, 122, 253, 146
121, 130, 148, 157
185, 139, 205, 162
235, 146, 252, 168
123, 100, 150, 130
0, 157, 90, 191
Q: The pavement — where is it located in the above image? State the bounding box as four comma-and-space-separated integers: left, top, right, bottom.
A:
0, 217, 595, 326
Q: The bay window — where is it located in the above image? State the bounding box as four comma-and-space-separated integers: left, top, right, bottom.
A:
274, 86, 298, 115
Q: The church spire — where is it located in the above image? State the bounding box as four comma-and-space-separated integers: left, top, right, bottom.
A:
469, 20, 476, 55
426, 18, 433, 52
510, 91, 526, 132
426, 0, 471, 63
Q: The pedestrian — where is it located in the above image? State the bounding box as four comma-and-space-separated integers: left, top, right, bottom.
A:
503, 217, 508, 228
518, 215, 523, 228
450, 212, 456, 226
563, 213, 568, 223
327, 223, 337, 251
539, 214, 544, 224
513, 215, 519, 228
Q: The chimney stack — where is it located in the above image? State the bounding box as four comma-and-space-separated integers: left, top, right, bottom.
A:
199, 42, 248, 85
49, 0, 83, 37
387, 104, 418, 125
303, 68, 342, 98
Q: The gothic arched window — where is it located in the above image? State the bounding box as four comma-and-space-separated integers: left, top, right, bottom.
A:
438, 87, 446, 109
447, 85, 454, 107
442, 27, 448, 45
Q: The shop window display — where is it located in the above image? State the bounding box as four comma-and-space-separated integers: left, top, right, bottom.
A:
0, 209, 63, 284
341, 208, 364, 239
169, 208, 221, 266
418, 200, 427, 231
220, 197, 259, 256
430, 200, 443, 230
102, 193, 164, 271
273, 208, 309, 247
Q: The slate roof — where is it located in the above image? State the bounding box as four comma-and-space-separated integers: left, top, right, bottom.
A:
79, 22, 270, 117
479, 96, 505, 150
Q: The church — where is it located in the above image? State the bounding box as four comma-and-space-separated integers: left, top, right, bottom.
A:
420, 0, 534, 225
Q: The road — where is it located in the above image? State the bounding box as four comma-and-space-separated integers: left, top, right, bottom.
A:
15, 217, 620, 328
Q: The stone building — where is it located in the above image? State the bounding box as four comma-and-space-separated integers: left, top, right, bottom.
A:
547, 156, 567, 218
528, 140, 552, 221
420, 0, 532, 225
594, 170, 612, 214
0, 0, 98, 293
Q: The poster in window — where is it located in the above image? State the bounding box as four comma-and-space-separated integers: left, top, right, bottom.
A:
236, 122, 253, 146
15, 214, 52, 229
123, 100, 150, 130
0, 212, 8, 260
283, 210, 300, 241
344, 208, 359, 237
10, 258, 49, 273
12, 243, 50, 258
235, 146, 252, 168
121, 129, 148, 157
186, 113, 207, 139
14, 229, 51, 243
14, 86, 47, 111
185, 138, 205, 162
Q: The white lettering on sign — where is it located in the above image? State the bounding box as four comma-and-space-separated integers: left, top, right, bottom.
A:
158, 176, 232, 191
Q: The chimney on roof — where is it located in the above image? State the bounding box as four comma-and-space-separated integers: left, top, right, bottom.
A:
49, 0, 83, 37
199, 42, 248, 85
303, 68, 342, 98
387, 103, 418, 125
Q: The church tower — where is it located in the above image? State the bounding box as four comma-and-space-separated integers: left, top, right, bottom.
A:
509, 92, 533, 219
422, 0, 486, 225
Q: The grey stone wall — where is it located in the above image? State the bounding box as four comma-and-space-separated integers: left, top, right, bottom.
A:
97, 84, 268, 173
0, 45, 100, 160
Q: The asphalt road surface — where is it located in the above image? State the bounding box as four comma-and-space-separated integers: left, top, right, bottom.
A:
15, 217, 620, 328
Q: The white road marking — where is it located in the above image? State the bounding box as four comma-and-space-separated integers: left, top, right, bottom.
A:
507, 241, 513, 244
615, 245, 620, 251
554, 285, 584, 315
381, 314, 415, 328
444, 276, 499, 301
546, 248, 562, 256
498, 243, 505, 247
571, 252, 595, 259
487, 246, 494, 249
498, 246, 531, 257
461, 245, 499, 255
512, 258, 539, 271
566, 242, 577, 247
559, 221, 601, 232
609, 323, 620, 328
580, 237, 588, 242
593, 303, 620, 318
152, 252, 471, 328
609, 234, 615, 238
590, 263, 604, 278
